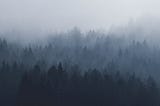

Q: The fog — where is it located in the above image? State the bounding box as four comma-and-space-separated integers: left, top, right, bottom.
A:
0, 0, 160, 31
0, 0, 160, 44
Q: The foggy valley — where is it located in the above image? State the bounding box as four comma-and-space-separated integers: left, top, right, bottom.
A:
1, 0, 160, 106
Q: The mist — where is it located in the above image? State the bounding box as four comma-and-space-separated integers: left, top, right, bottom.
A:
1, 0, 160, 31
0, 0, 160, 44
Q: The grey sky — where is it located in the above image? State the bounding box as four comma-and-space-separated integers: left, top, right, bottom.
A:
0, 0, 160, 31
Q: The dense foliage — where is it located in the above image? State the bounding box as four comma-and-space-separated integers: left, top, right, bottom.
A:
0, 29, 160, 105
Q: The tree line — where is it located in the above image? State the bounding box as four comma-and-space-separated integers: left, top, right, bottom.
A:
7, 62, 159, 106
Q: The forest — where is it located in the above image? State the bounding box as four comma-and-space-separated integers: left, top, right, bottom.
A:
0, 28, 160, 106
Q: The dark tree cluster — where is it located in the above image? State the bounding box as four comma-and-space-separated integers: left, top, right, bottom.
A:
16, 63, 160, 106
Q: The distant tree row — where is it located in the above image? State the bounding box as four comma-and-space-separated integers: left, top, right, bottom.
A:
0, 30, 160, 80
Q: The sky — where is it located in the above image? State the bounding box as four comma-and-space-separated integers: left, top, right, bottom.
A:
0, 0, 160, 31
